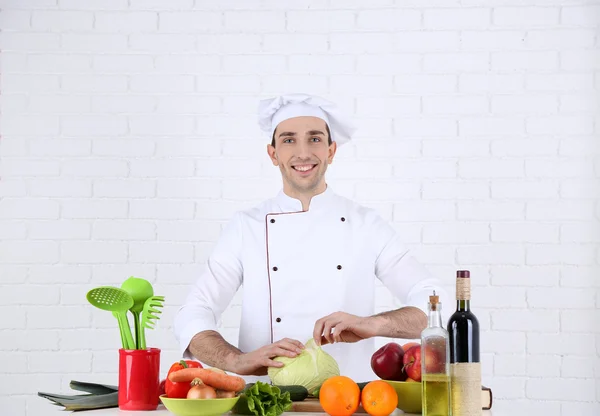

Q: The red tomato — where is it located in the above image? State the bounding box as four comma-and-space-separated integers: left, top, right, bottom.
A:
165, 360, 203, 398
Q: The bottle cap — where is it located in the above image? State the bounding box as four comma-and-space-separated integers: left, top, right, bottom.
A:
429, 290, 440, 310
429, 290, 439, 304
457, 270, 470, 278
456, 270, 471, 300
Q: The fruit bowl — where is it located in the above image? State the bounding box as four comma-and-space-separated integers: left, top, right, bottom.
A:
382, 380, 422, 413
159, 394, 240, 416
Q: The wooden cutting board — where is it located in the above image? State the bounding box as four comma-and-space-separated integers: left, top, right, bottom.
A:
291, 398, 367, 413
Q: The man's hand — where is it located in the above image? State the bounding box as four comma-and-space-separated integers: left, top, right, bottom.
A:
232, 338, 305, 376
313, 312, 382, 346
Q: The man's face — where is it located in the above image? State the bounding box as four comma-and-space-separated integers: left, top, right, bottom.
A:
267, 116, 336, 195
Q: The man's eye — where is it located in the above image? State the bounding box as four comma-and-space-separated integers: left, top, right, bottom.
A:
311, 137, 321, 142
283, 138, 293, 143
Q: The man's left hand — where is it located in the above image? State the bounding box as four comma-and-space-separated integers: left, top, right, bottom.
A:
313, 312, 381, 346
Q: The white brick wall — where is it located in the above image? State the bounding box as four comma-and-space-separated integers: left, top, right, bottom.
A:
1, 1, 599, 415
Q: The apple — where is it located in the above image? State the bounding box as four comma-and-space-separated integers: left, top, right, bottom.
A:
402, 342, 420, 351
402, 345, 440, 382
371, 342, 407, 381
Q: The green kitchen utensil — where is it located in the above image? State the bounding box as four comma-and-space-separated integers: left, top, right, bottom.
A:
112, 311, 127, 349
120, 276, 154, 349
86, 286, 135, 350
139, 295, 165, 350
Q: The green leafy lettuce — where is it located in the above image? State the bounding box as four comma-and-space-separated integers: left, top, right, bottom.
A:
232, 381, 292, 416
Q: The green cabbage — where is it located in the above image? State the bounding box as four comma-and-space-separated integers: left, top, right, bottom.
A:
268, 338, 340, 395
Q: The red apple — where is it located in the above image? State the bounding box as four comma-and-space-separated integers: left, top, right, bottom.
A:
402, 342, 420, 351
402, 346, 421, 381
402, 345, 440, 382
371, 342, 407, 381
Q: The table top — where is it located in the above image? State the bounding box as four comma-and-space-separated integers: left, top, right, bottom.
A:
43, 404, 494, 416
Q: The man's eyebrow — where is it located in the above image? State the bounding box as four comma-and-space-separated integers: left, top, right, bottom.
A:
307, 130, 325, 136
278, 130, 326, 138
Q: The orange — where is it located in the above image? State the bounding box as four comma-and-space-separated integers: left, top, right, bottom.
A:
319, 376, 360, 416
360, 380, 398, 416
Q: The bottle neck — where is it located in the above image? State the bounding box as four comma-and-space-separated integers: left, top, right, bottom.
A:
456, 299, 470, 311
428, 307, 443, 328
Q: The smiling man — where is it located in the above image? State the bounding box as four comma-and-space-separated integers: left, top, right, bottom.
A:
174, 93, 449, 383
267, 116, 333, 211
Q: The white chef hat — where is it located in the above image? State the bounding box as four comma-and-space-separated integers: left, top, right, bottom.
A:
257, 93, 356, 146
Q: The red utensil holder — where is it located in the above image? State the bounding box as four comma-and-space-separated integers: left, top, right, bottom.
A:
118, 348, 161, 410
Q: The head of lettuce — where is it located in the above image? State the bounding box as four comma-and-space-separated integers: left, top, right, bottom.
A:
267, 339, 340, 395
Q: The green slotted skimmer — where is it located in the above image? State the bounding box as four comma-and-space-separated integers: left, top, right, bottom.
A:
86, 286, 135, 350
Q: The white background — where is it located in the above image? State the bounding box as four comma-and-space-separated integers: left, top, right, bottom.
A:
0, 0, 599, 415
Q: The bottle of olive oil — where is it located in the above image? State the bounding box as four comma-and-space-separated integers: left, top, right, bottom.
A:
421, 291, 451, 416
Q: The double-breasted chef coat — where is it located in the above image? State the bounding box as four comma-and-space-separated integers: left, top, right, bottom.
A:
174, 186, 448, 383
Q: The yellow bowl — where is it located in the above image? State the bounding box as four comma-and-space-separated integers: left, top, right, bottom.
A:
382, 380, 422, 414
159, 394, 240, 416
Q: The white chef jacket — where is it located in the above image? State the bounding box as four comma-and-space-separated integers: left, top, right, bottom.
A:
174, 185, 449, 383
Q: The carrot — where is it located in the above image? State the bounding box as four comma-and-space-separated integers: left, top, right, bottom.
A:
167, 367, 246, 392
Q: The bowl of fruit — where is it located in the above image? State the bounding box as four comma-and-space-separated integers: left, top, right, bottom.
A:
371, 341, 423, 413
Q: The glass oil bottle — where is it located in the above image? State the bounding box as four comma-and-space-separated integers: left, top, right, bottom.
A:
421, 291, 452, 416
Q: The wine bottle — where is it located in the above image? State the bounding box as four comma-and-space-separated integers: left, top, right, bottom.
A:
421, 291, 451, 416
447, 270, 481, 416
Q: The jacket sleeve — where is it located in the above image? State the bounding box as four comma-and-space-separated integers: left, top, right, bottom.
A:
372, 215, 452, 325
173, 212, 244, 358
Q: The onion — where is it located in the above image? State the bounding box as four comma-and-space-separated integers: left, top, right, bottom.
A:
216, 389, 236, 398
186, 378, 217, 399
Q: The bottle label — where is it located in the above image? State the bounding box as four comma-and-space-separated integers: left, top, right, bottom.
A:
456, 278, 471, 300
450, 362, 481, 416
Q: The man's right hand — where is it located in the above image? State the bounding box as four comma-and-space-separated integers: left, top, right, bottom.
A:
232, 338, 305, 376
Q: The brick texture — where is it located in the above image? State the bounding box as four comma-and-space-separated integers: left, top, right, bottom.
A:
0, 2, 598, 415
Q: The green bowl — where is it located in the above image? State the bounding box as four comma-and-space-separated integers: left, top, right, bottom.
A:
382, 380, 422, 414
159, 394, 240, 416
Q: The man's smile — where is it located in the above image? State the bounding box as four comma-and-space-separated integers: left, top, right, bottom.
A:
291, 164, 317, 174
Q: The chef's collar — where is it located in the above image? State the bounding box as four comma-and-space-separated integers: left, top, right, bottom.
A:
275, 185, 334, 213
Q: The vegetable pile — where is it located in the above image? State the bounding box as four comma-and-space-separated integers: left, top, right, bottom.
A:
166, 364, 246, 399
165, 360, 204, 398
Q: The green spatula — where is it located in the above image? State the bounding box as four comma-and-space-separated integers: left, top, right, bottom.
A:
86, 286, 135, 350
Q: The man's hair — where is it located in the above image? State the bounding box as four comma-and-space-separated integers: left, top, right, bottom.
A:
271, 124, 333, 147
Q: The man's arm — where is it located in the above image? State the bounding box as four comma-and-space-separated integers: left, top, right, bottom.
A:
372, 305, 428, 339
313, 307, 426, 346
173, 214, 243, 361
372, 214, 452, 324
188, 330, 243, 373
188, 330, 305, 376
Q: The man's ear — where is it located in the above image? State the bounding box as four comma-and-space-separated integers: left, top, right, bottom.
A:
267, 144, 279, 166
327, 141, 337, 164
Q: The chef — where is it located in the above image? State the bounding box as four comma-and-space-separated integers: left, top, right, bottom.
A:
173, 93, 450, 383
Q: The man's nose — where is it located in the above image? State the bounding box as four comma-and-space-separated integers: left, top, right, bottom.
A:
295, 140, 311, 159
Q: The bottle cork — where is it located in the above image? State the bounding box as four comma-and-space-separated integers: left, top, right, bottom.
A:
429, 290, 440, 311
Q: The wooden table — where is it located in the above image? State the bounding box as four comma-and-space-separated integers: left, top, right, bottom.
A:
43, 404, 495, 415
